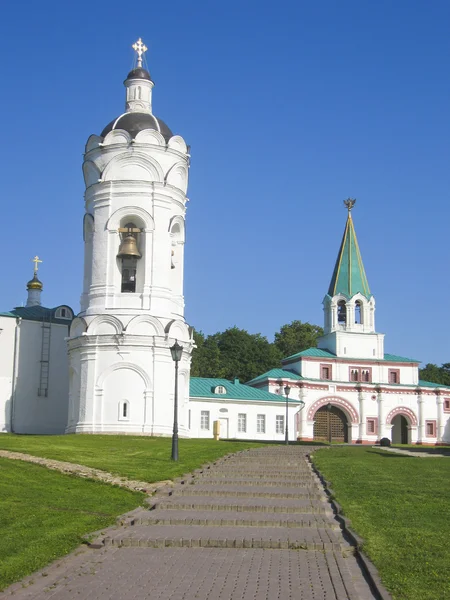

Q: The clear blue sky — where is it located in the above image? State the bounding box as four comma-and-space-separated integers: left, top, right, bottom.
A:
1, 1, 449, 366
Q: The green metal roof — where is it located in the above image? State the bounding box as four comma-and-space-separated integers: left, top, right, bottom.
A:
328, 210, 371, 299
190, 377, 302, 403
246, 369, 304, 386
282, 347, 420, 364
0, 305, 73, 326
418, 379, 450, 389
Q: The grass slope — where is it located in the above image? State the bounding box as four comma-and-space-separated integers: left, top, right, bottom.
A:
312, 447, 450, 600
0, 436, 264, 482
0, 458, 144, 591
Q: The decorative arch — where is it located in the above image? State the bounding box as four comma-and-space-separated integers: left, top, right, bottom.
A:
102, 130, 132, 146
126, 315, 165, 336
135, 130, 165, 145
85, 134, 103, 153
386, 406, 418, 426
165, 319, 190, 341
87, 315, 123, 335
70, 317, 87, 337
83, 161, 101, 187
308, 396, 359, 424
169, 215, 185, 242
96, 362, 151, 389
165, 162, 188, 193
106, 206, 154, 232
102, 152, 164, 183
168, 135, 188, 153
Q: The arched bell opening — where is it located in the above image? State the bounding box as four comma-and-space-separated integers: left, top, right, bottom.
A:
337, 300, 347, 325
391, 414, 410, 444
355, 300, 363, 324
313, 404, 349, 443
117, 220, 142, 293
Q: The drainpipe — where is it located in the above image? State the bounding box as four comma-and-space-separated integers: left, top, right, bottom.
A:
10, 317, 21, 433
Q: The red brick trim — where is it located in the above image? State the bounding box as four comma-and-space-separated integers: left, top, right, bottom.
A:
320, 363, 333, 380
444, 398, 450, 413
388, 368, 400, 384
385, 406, 418, 426
425, 420, 437, 437
307, 396, 359, 424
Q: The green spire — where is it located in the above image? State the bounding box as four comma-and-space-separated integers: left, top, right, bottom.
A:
327, 200, 371, 299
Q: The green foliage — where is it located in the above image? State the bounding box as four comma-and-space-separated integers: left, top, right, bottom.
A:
419, 363, 450, 386
313, 447, 450, 600
191, 320, 323, 382
274, 320, 324, 358
0, 458, 144, 591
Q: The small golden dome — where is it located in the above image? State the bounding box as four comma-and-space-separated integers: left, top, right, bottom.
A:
27, 273, 43, 290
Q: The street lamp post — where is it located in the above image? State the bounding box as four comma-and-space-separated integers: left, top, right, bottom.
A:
170, 340, 183, 461
284, 384, 291, 445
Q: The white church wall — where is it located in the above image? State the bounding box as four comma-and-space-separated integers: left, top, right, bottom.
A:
0, 316, 16, 432
188, 399, 302, 442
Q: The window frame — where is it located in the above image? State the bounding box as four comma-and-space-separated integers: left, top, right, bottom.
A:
200, 410, 210, 430
425, 420, 436, 438
443, 398, 450, 413
348, 366, 372, 383
118, 400, 130, 421
256, 414, 266, 434
320, 363, 332, 381
276, 415, 284, 435
388, 368, 400, 384
366, 417, 378, 435
237, 413, 247, 433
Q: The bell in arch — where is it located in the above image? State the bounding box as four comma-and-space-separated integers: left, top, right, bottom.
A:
117, 234, 141, 259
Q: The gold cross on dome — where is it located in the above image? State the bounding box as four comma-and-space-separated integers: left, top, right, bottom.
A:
32, 255, 42, 273
132, 38, 148, 67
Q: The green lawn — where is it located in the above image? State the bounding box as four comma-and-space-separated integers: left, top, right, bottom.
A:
0, 435, 264, 482
0, 458, 144, 591
312, 447, 450, 600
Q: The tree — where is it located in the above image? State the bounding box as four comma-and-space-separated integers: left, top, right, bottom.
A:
419, 363, 450, 386
190, 330, 222, 378
274, 320, 324, 359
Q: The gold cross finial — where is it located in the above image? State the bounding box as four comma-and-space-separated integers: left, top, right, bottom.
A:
344, 198, 356, 212
132, 38, 148, 68
32, 255, 42, 273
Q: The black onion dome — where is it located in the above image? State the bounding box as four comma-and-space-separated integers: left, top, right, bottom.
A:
126, 67, 152, 81
101, 112, 173, 142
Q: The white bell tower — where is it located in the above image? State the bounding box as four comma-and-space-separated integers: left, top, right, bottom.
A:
67, 39, 193, 435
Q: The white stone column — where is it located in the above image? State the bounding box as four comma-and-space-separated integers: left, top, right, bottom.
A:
417, 392, 425, 444
79, 348, 97, 431
377, 388, 384, 440
358, 387, 365, 442
436, 394, 444, 443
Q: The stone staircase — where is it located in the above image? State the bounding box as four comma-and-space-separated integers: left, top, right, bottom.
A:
97, 447, 346, 552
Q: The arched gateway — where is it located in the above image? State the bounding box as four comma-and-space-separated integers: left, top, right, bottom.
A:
313, 405, 349, 442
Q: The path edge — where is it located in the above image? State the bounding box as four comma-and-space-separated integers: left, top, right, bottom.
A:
307, 451, 393, 600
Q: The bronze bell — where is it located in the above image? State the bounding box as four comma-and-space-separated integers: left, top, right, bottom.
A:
117, 234, 141, 259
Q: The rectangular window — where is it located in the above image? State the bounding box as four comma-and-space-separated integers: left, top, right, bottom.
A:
276, 415, 284, 434
349, 367, 372, 383
388, 369, 400, 384
200, 411, 210, 430
257, 414, 266, 434
320, 364, 332, 380
426, 420, 436, 437
366, 417, 378, 435
238, 413, 247, 433
444, 399, 450, 413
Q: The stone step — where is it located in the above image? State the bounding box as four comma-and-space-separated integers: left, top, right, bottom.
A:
125, 508, 340, 530
103, 524, 349, 551
207, 468, 313, 476
172, 486, 326, 500
191, 477, 318, 487
153, 496, 332, 515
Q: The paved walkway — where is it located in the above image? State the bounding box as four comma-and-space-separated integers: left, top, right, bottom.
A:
3, 446, 377, 600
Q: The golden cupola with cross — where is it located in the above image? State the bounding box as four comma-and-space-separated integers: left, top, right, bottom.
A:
317, 200, 385, 359
26, 256, 43, 306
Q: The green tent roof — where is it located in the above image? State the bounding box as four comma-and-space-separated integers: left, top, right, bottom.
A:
246, 369, 304, 386
328, 210, 371, 298
190, 377, 301, 403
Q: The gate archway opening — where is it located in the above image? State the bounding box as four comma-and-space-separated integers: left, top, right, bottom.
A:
313, 405, 349, 443
391, 414, 409, 444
